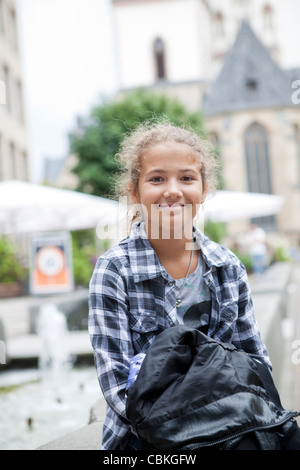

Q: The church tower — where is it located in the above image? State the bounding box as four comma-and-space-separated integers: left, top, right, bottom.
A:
203, 21, 300, 238
111, 0, 212, 111
208, 0, 280, 77
111, 0, 281, 91
111, 0, 300, 240
112, 0, 211, 87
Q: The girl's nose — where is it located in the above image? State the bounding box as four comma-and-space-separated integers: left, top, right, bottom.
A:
164, 180, 183, 199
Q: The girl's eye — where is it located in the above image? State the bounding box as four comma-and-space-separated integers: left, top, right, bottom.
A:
181, 176, 194, 181
150, 177, 163, 183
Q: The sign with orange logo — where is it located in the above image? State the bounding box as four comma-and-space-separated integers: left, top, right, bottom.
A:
30, 232, 73, 295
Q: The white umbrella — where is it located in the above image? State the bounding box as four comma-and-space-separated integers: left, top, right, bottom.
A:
203, 191, 283, 222
0, 181, 284, 235
0, 180, 122, 234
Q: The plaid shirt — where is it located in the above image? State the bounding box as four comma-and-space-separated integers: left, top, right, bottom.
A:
89, 222, 271, 450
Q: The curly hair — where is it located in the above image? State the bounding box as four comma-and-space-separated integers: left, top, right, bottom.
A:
113, 120, 218, 205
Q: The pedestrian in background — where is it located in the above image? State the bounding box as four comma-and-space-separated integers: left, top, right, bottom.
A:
246, 224, 267, 274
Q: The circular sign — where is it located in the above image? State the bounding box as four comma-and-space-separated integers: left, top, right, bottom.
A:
37, 247, 65, 277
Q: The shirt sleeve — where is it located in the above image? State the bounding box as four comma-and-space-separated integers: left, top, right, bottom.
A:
88, 256, 134, 422
232, 263, 272, 370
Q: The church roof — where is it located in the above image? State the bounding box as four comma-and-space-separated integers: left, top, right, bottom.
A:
203, 21, 294, 116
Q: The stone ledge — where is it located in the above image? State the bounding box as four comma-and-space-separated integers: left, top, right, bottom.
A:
38, 421, 102, 450
38, 398, 106, 450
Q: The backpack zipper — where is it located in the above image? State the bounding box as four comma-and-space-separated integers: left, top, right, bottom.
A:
183, 410, 300, 450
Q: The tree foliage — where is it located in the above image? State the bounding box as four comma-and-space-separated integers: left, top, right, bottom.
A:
0, 237, 27, 283
69, 89, 206, 197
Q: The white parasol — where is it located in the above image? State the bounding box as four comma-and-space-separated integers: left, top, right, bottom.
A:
204, 191, 283, 222
0, 180, 122, 234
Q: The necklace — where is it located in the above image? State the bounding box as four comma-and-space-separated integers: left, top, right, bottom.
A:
175, 245, 194, 308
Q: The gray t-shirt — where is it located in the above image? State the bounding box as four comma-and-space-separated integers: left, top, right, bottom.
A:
175, 252, 211, 333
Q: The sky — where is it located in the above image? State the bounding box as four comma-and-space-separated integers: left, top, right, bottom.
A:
17, 0, 117, 182
16, 0, 300, 183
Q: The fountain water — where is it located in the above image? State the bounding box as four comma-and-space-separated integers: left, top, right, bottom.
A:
0, 302, 101, 450
36, 303, 72, 385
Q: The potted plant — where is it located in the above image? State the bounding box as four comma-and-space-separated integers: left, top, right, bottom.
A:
0, 236, 27, 297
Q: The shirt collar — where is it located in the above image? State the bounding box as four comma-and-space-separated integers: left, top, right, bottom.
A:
127, 221, 231, 283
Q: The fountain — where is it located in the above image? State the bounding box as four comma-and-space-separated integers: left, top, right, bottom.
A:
0, 302, 101, 450
36, 303, 72, 385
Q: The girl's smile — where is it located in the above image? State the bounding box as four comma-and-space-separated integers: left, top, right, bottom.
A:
158, 203, 185, 210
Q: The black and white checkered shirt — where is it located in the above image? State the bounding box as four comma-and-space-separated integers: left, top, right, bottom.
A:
89, 222, 271, 450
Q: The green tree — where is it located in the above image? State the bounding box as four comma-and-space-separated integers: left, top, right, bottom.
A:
0, 237, 27, 284
69, 88, 207, 197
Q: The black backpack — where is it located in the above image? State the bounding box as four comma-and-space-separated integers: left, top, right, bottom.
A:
126, 325, 300, 450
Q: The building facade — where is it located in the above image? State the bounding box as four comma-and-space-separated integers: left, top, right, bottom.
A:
112, 0, 281, 110
112, 0, 212, 111
0, 0, 29, 182
111, 0, 300, 241
203, 21, 300, 241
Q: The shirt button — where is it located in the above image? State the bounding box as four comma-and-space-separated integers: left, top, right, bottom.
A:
168, 281, 174, 286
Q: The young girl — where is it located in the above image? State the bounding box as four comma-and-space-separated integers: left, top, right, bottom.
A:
88, 121, 272, 450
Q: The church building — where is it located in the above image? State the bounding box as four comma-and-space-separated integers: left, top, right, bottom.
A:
111, 0, 300, 242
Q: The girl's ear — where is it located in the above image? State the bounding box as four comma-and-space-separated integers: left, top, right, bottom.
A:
128, 181, 140, 204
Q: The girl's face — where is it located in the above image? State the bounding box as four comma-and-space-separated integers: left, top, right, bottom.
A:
129, 141, 207, 238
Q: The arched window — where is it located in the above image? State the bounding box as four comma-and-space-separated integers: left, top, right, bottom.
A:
244, 123, 272, 193
153, 38, 166, 81
244, 123, 275, 228
214, 11, 224, 36
263, 4, 273, 30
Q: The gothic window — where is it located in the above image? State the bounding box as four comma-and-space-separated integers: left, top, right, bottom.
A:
153, 38, 166, 81
263, 4, 273, 30
244, 122, 275, 228
214, 12, 224, 36
245, 123, 272, 193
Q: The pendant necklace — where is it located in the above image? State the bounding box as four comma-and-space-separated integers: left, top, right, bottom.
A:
175, 245, 194, 308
